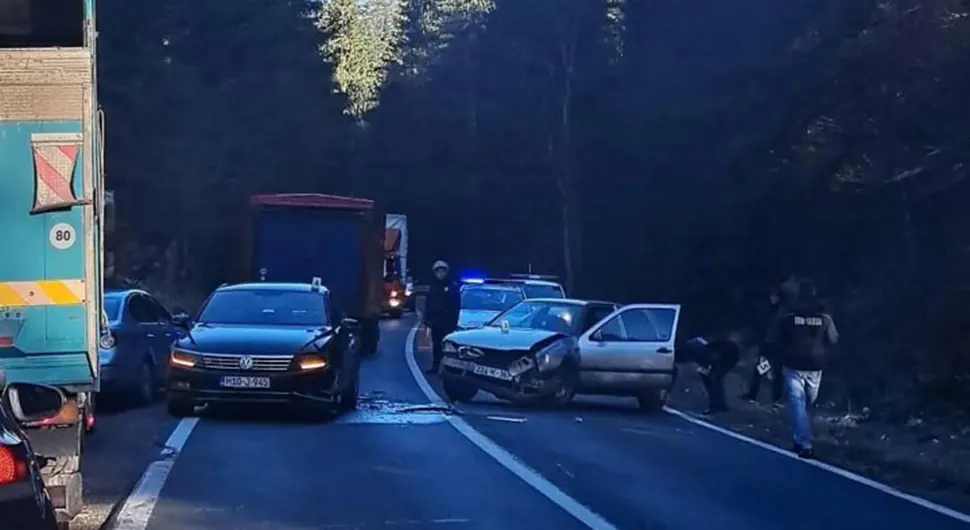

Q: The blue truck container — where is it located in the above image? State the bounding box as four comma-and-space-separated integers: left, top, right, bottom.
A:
246, 194, 384, 354
1, 4, 105, 523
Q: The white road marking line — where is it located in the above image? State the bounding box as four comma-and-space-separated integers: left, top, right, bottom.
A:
406, 326, 970, 525
662, 408, 970, 524
404, 326, 619, 530
110, 417, 199, 530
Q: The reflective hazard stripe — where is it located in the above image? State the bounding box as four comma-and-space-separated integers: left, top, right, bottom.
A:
0, 280, 85, 306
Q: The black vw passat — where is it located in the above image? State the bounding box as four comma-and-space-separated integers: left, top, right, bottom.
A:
165, 282, 362, 417
0, 369, 67, 530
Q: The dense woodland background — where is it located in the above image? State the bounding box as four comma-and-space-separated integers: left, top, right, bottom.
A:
97, 0, 970, 416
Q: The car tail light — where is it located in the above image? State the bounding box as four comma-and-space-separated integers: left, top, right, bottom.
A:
293, 354, 327, 371
0, 445, 27, 485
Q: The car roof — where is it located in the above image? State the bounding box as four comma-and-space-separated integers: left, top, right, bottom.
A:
217, 282, 330, 293
520, 280, 563, 287
490, 278, 562, 287
525, 298, 616, 307
461, 283, 522, 291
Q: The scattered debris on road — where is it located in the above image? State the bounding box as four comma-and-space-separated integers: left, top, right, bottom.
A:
486, 415, 527, 423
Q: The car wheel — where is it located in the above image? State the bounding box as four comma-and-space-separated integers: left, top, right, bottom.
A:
443, 379, 477, 403
134, 361, 156, 406
166, 399, 194, 418
637, 388, 668, 413
541, 364, 577, 407
340, 378, 359, 412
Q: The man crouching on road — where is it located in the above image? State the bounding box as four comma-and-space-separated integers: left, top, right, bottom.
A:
768, 279, 839, 459
424, 260, 460, 375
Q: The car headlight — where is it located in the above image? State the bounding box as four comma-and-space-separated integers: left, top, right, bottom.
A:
443, 341, 457, 353
535, 339, 574, 372
293, 353, 328, 371
169, 349, 199, 368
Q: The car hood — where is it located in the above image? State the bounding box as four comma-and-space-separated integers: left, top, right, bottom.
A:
445, 326, 564, 351
176, 324, 331, 355
457, 309, 502, 329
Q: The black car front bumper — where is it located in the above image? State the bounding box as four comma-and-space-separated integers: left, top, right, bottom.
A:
167, 365, 343, 407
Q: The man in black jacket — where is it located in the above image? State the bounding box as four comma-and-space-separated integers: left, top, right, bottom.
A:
684, 333, 741, 415
742, 287, 785, 406
768, 280, 839, 459
424, 260, 460, 374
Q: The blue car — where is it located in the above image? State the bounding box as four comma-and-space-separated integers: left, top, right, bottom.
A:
99, 290, 181, 404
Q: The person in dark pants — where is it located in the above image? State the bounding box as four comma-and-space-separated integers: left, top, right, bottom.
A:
423, 260, 460, 374
685, 334, 742, 414
742, 288, 785, 406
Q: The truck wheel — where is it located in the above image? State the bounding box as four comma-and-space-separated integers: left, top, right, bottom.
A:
443, 379, 477, 403
166, 399, 194, 418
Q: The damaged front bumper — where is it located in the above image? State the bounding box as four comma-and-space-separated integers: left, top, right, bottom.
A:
439, 355, 563, 402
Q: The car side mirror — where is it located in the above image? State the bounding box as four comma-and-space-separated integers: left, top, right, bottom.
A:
2, 383, 65, 423
340, 317, 359, 331
171, 311, 191, 328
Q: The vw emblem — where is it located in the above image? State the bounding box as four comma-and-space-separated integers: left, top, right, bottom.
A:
458, 346, 483, 359
238, 356, 254, 370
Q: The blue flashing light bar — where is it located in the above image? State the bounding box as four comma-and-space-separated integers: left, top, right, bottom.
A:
461, 278, 485, 284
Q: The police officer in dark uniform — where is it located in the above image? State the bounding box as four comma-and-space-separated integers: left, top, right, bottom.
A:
423, 260, 460, 374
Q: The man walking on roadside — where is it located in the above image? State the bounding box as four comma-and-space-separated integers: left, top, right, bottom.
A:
423, 260, 460, 374
769, 279, 838, 459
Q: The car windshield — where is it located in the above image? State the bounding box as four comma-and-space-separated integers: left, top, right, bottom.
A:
523, 283, 565, 299
461, 287, 524, 311
197, 290, 328, 326
488, 301, 581, 335
104, 296, 122, 320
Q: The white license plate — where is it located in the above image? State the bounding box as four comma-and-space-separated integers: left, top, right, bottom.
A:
442, 358, 513, 381
220, 376, 271, 389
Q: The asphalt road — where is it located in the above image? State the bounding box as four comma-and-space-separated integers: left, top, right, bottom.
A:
114, 316, 969, 530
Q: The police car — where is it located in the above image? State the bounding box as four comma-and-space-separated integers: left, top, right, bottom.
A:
488, 274, 565, 299
457, 279, 526, 330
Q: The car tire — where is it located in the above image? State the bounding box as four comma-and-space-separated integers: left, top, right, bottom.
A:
637, 388, 668, 413
166, 399, 194, 418
443, 379, 477, 403
134, 361, 156, 406
541, 363, 577, 407
340, 378, 359, 412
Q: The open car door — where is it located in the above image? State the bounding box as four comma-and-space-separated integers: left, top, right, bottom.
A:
577, 304, 681, 375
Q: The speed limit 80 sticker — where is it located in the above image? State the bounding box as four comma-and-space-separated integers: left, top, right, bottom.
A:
49, 222, 77, 250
